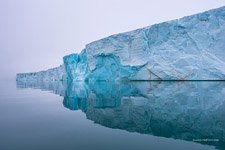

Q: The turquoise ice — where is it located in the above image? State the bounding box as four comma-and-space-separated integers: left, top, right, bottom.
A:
17, 6, 225, 81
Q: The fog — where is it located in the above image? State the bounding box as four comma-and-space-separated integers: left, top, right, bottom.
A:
1, 0, 225, 80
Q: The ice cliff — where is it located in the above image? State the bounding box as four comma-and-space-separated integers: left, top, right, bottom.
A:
17, 6, 225, 81
17, 65, 67, 82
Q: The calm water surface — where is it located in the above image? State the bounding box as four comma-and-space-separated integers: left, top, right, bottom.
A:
0, 80, 224, 150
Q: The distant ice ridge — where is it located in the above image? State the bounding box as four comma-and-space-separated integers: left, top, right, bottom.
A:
17, 6, 225, 81
17, 65, 67, 82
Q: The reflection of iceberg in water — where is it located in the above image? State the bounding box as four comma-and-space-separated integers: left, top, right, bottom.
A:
17, 80, 225, 150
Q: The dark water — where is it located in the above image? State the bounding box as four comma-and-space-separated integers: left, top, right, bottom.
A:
0, 80, 224, 150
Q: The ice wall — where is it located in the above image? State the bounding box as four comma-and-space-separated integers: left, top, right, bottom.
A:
85, 6, 225, 80
17, 6, 225, 81
17, 65, 67, 82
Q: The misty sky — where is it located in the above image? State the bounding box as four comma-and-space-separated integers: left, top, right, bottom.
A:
1, 0, 225, 80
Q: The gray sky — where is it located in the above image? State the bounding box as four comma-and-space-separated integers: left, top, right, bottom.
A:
1, 0, 225, 80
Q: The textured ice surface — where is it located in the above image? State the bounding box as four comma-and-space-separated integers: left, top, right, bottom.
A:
63, 52, 89, 81
17, 65, 67, 81
17, 6, 225, 81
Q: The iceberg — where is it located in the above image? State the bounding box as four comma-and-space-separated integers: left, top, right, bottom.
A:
17, 6, 225, 81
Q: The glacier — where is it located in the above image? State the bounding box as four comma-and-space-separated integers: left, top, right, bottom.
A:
17, 6, 225, 81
